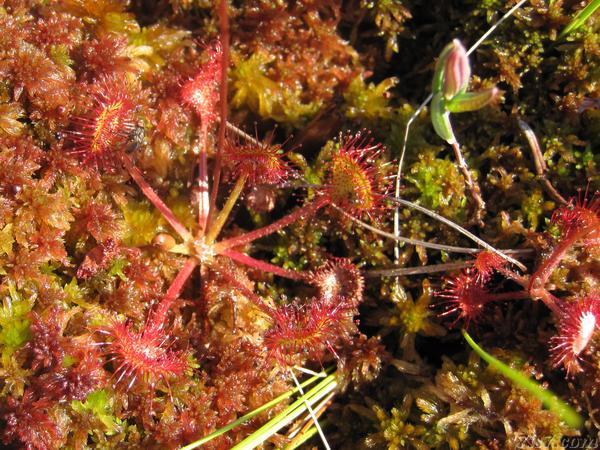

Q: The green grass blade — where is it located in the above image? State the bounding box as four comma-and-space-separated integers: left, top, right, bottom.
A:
231, 373, 338, 450
462, 331, 582, 428
180, 371, 328, 450
559, 0, 600, 38
284, 423, 323, 450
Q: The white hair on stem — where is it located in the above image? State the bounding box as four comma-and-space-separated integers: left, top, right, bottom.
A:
290, 368, 331, 450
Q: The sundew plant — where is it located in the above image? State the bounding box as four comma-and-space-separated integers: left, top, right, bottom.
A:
0, 0, 598, 449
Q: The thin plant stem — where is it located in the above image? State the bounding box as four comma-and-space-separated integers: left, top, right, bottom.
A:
465, 0, 529, 57
388, 197, 527, 271
294, 366, 327, 377
528, 227, 594, 314
365, 251, 533, 277
209, 0, 230, 219
451, 141, 485, 223
484, 290, 531, 302
148, 257, 197, 331
394, 97, 430, 263
366, 261, 474, 277
332, 205, 485, 254
289, 369, 330, 450
287, 396, 333, 444
206, 174, 247, 243
196, 121, 210, 234
223, 120, 261, 145
219, 248, 303, 281
121, 154, 193, 242
286, 423, 319, 449
215, 196, 329, 252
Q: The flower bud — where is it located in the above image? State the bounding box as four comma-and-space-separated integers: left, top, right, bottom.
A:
443, 39, 470, 99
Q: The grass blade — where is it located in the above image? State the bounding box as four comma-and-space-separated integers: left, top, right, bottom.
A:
462, 330, 583, 428
231, 374, 338, 450
559, 0, 600, 39
180, 371, 328, 449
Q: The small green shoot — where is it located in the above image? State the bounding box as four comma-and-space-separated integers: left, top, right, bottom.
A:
559, 0, 600, 39
462, 330, 583, 428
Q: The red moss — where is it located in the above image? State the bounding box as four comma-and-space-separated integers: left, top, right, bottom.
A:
33, 349, 106, 402
550, 293, 600, 376
120, 248, 163, 298
78, 35, 135, 79
31, 10, 83, 51
11, 42, 74, 115
1, 390, 65, 450
338, 334, 387, 386
234, 2, 359, 105
76, 238, 121, 279
156, 98, 193, 148
26, 309, 68, 372
0, 136, 44, 197
74, 200, 122, 243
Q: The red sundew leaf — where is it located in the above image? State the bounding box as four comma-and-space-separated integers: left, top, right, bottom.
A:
68, 75, 136, 170
306, 258, 364, 306
224, 132, 293, 186
180, 40, 222, 125
100, 319, 188, 392
472, 250, 507, 283
437, 269, 490, 327
324, 130, 391, 221
550, 292, 600, 377
264, 296, 356, 366
551, 191, 600, 243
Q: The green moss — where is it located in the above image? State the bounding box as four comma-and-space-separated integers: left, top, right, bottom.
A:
107, 257, 128, 282
406, 150, 467, 220
362, 0, 412, 60
371, 396, 428, 450
71, 389, 121, 435
120, 199, 164, 247
231, 51, 322, 127
0, 283, 34, 352
396, 281, 445, 336
521, 188, 544, 230
0, 223, 14, 258
344, 75, 397, 121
